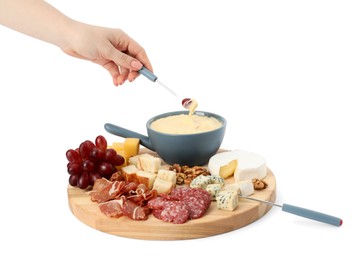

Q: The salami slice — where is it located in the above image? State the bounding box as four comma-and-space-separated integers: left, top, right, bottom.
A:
186, 188, 212, 208
148, 186, 212, 224
182, 194, 207, 219
147, 196, 169, 209
159, 201, 189, 224
169, 186, 191, 199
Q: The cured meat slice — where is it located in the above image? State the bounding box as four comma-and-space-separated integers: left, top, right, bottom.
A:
159, 201, 189, 224
185, 187, 212, 208
120, 182, 139, 195
148, 186, 212, 223
98, 197, 150, 220
147, 196, 169, 210
149, 200, 189, 224
182, 194, 207, 219
169, 186, 192, 199
118, 196, 150, 220
89, 178, 126, 203
127, 184, 158, 205
99, 200, 123, 218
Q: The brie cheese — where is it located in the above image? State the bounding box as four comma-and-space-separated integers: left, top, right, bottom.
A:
208, 150, 266, 181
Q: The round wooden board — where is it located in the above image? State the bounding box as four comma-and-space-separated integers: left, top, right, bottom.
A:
68, 167, 276, 240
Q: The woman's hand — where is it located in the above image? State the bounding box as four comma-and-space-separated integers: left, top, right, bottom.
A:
61, 22, 152, 86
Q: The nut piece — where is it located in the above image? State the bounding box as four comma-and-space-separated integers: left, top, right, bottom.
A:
169, 164, 210, 185
252, 178, 268, 190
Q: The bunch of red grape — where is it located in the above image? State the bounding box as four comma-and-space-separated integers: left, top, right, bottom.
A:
66, 135, 124, 189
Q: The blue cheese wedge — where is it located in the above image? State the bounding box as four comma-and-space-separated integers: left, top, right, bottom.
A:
190, 175, 211, 189
206, 183, 223, 200
216, 190, 238, 211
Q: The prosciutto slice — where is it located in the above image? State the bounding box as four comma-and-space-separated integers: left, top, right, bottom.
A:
98, 196, 150, 220
90, 178, 156, 220
89, 178, 126, 203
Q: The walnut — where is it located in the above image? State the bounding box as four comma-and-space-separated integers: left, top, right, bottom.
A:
184, 176, 193, 185
176, 172, 186, 185
169, 164, 210, 185
252, 178, 268, 190
169, 164, 182, 173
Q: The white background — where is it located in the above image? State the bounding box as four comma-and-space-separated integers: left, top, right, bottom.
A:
0, 0, 361, 259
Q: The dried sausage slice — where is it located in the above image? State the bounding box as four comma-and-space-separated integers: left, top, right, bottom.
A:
159, 201, 189, 224
148, 187, 211, 223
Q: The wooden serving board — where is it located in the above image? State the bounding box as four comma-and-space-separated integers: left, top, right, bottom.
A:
68, 166, 276, 240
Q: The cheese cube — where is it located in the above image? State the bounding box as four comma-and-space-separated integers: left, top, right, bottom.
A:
137, 154, 162, 173
206, 183, 222, 200
216, 190, 238, 211
157, 169, 177, 186
121, 164, 139, 182
152, 178, 173, 195
128, 155, 140, 166
124, 138, 140, 158
110, 142, 124, 154
136, 171, 157, 189
238, 180, 255, 196
223, 183, 241, 193
224, 180, 255, 196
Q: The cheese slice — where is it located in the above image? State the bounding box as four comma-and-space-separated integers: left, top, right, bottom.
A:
208, 150, 266, 181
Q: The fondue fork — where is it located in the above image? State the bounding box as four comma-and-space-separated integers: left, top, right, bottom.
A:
138, 66, 192, 108
238, 195, 343, 227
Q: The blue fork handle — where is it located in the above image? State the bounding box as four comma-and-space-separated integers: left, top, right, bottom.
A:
282, 204, 343, 226
139, 66, 157, 82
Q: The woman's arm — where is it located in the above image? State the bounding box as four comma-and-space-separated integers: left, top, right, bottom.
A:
0, 0, 152, 85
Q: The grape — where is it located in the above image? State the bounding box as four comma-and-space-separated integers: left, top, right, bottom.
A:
82, 160, 95, 172
104, 148, 117, 162
66, 149, 81, 163
95, 135, 107, 153
89, 172, 102, 184
98, 161, 115, 176
79, 140, 95, 160
77, 172, 91, 189
69, 175, 78, 186
112, 154, 125, 166
90, 147, 105, 162
67, 162, 82, 175
66, 135, 126, 189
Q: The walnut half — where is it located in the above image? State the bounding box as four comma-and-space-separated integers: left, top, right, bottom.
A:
252, 178, 268, 190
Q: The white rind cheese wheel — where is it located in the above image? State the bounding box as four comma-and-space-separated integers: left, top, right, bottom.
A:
208, 150, 267, 181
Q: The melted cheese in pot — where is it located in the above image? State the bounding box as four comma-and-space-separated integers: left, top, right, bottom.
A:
150, 114, 222, 134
